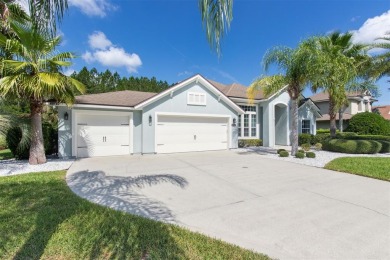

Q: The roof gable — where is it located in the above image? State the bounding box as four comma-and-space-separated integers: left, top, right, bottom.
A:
135, 74, 245, 114
75, 90, 157, 107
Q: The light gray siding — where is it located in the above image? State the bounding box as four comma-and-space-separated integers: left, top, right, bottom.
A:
58, 106, 72, 158
141, 82, 239, 153
298, 103, 317, 135
133, 110, 143, 154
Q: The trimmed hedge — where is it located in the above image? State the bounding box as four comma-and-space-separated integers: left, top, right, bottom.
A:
346, 112, 390, 135
238, 139, 263, 148
377, 140, 390, 153
279, 150, 289, 157
322, 139, 382, 154
337, 135, 390, 153
335, 132, 358, 138
312, 133, 330, 144
277, 149, 286, 154
295, 151, 305, 159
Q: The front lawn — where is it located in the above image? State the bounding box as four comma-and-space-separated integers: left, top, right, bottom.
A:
0, 171, 269, 259
325, 157, 390, 181
0, 149, 13, 160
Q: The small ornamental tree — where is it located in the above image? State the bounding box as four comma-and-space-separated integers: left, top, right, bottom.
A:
346, 112, 390, 135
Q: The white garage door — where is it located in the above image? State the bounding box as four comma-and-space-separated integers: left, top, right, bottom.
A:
77, 114, 130, 157
156, 115, 229, 153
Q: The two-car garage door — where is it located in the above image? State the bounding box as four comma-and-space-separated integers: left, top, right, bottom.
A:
156, 115, 229, 153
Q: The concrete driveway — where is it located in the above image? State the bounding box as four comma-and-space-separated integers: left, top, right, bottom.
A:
67, 150, 390, 259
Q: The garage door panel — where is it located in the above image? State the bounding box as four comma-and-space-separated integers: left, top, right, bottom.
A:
156, 115, 229, 153
76, 114, 131, 157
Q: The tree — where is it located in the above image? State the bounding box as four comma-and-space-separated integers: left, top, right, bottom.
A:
199, 0, 233, 56
0, 21, 85, 164
307, 32, 372, 137
370, 33, 390, 85
247, 39, 317, 155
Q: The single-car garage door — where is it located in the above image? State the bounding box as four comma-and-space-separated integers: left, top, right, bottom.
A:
77, 114, 131, 157
156, 115, 229, 153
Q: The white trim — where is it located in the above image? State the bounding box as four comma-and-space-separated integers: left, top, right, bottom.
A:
59, 103, 135, 111
134, 74, 245, 114
237, 104, 259, 139
71, 109, 134, 157
154, 112, 232, 153
273, 102, 289, 146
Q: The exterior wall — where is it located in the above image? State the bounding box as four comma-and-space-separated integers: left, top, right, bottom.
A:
141, 82, 239, 153
58, 106, 73, 158
58, 106, 137, 158
316, 101, 329, 115
260, 91, 291, 147
298, 104, 317, 135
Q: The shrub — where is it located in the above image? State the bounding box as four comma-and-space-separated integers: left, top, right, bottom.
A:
306, 152, 316, 158
316, 128, 330, 134
343, 135, 390, 142
277, 148, 286, 154
295, 151, 305, 159
238, 139, 263, 148
279, 150, 289, 157
377, 140, 390, 153
346, 112, 390, 135
298, 149, 305, 153
312, 133, 330, 144
298, 133, 312, 145
6, 126, 30, 159
315, 143, 322, 150
0, 136, 7, 150
322, 139, 382, 154
335, 132, 358, 138
301, 143, 311, 151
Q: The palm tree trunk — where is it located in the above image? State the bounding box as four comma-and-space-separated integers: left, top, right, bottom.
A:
338, 108, 344, 132
29, 100, 46, 165
329, 98, 337, 137
290, 98, 299, 155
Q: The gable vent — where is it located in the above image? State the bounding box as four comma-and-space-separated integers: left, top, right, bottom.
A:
187, 92, 206, 106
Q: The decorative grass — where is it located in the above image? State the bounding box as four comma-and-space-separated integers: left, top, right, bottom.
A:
325, 157, 390, 181
0, 171, 269, 259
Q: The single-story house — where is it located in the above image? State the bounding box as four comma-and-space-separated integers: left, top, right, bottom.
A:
58, 74, 321, 158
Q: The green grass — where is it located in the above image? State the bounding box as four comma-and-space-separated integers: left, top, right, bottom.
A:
0, 149, 13, 160
325, 157, 390, 181
0, 171, 269, 259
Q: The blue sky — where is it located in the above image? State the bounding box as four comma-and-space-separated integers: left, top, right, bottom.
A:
28, 0, 390, 104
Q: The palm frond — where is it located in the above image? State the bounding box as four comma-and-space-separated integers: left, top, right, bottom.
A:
248, 74, 287, 102
199, 0, 233, 56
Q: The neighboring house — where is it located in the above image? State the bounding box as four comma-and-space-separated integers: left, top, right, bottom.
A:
373, 105, 390, 120
310, 91, 377, 130
58, 74, 321, 158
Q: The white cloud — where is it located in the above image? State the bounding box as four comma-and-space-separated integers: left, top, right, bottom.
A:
82, 31, 142, 73
88, 31, 112, 50
178, 71, 193, 77
63, 69, 75, 76
213, 68, 238, 83
350, 16, 360, 22
69, 0, 115, 17
352, 10, 390, 44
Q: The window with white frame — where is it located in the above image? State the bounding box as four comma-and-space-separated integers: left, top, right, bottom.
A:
301, 120, 311, 134
238, 105, 258, 138
187, 92, 206, 106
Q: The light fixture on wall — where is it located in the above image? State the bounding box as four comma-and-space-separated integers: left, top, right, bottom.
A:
149, 115, 152, 126
232, 118, 236, 127
64, 112, 69, 120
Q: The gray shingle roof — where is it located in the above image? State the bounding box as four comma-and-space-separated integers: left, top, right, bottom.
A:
75, 90, 157, 107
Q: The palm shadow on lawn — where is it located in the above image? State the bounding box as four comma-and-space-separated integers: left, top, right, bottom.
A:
0, 171, 188, 259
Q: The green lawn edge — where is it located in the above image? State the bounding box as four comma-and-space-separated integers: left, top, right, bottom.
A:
0, 149, 13, 160
324, 157, 390, 181
0, 170, 269, 259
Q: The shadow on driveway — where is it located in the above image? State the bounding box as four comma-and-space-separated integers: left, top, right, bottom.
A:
67, 171, 188, 223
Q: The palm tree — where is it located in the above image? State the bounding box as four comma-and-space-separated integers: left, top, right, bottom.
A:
247, 40, 317, 155
0, 21, 85, 164
199, 0, 233, 56
308, 32, 371, 137
370, 33, 390, 83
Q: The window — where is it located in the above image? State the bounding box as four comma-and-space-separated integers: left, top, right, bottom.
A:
301, 120, 311, 134
238, 105, 258, 138
187, 92, 206, 106
358, 101, 363, 111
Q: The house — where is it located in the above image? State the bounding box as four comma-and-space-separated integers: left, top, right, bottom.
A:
58, 74, 321, 158
310, 91, 377, 130
373, 105, 390, 120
